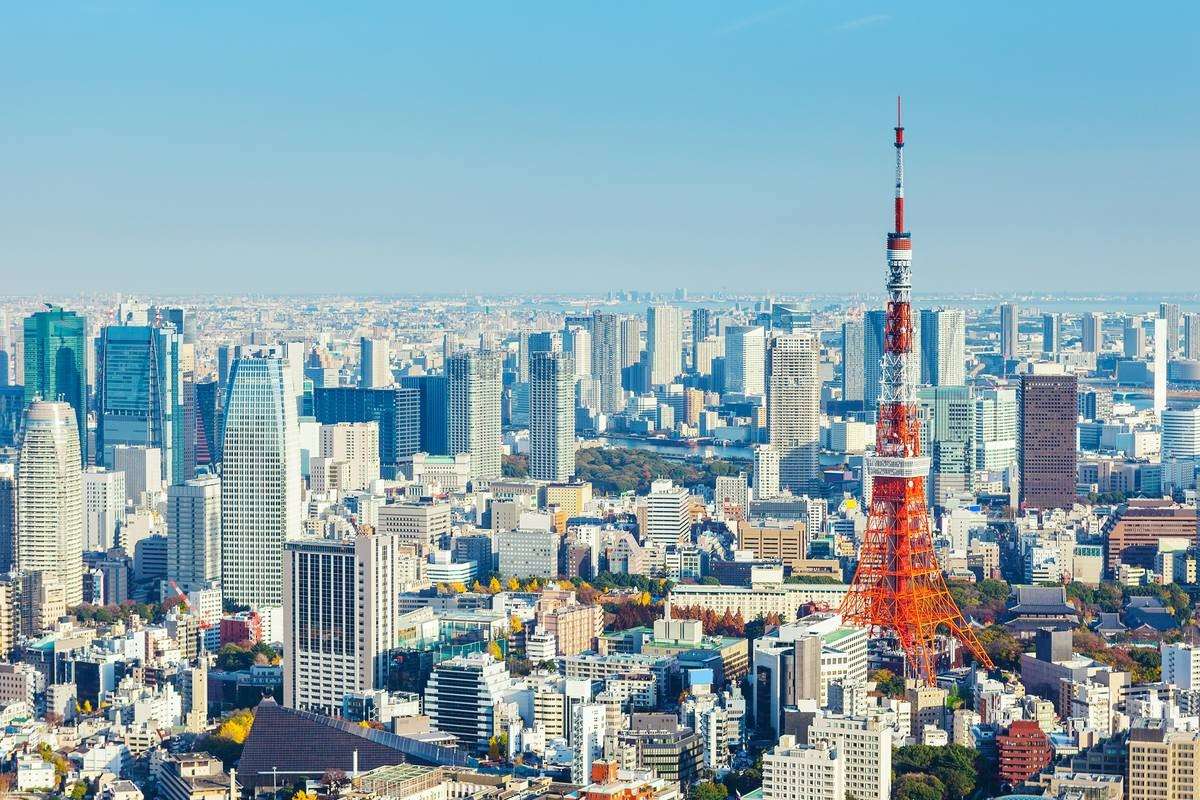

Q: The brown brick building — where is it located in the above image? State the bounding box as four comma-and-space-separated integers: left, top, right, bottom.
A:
1103, 498, 1198, 575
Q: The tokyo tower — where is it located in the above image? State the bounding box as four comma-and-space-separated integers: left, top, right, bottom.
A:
838, 99, 995, 683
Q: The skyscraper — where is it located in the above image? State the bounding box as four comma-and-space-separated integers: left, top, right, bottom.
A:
1124, 316, 1146, 359
1185, 314, 1200, 361
975, 388, 1018, 473
999, 303, 1018, 361
1162, 407, 1200, 460
619, 316, 642, 369
753, 444, 780, 500
167, 476, 221, 592
691, 307, 712, 362
83, 467, 125, 552
766, 332, 820, 494
314, 385, 422, 476
530, 351, 576, 482
725, 326, 766, 398
1081, 312, 1102, 354
17, 400, 84, 606
841, 319, 865, 404
1154, 317, 1168, 417
359, 337, 391, 389
590, 312, 623, 414
283, 530, 401, 716
646, 306, 683, 387
565, 326, 592, 378
96, 323, 187, 484
918, 386, 975, 504
1160, 302, 1182, 358
644, 479, 691, 551
220, 351, 301, 609
0, 464, 15, 573
23, 307, 87, 465
1018, 373, 1078, 510
1041, 313, 1061, 357
919, 309, 965, 386
447, 350, 502, 483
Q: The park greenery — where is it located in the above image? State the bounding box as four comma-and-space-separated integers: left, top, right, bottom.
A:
892, 743, 984, 800
575, 447, 744, 495
214, 642, 281, 672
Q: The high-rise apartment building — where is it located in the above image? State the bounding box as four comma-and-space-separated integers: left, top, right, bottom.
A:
359, 337, 391, 388
997, 720, 1052, 787
753, 444, 780, 500
447, 350, 502, 483
1042, 313, 1061, 357
920, 309, 966, 386
591, 312, 622, 414
0, 465, 15, 573
530, 351, 576, 482
647, 306, 683, 387
17, 400, 84, 606
1000, 302, 1019, 361
1185, 313, 1200, 360
841, 319, 865, 403
619, 316, 642, 369
167, 476, 221, 592
1162, 642, 1200, 689
310, 422, 380, 493
23, 307, 87, 465
1154, 317, 1167, 417
423, 653, 512, 752
1018, 374, 1078, 510
767, 333, 820, 494
220, 352, 301, 609
725, 326, 766, 398
1081, 312, 1102, 354
1160, 302, 1182, 358
691, 308, 712, 362
763, 737, 844, 800
283, 531, 401, 717
571, 703, 608, 785
96, 323, 187, 484
565, 326, 592, 378
806, 714, 891, 800
643, 479, 691, 552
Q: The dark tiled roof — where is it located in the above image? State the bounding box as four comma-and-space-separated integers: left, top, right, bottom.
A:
1092, 613, 1126, 633
1123, 608, 1176, 632
238, 699, 475, 790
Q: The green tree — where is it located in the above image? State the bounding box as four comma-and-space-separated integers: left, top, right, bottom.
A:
893, 774, 945, 800
689, 781, 728, 800
870, 668, 905, 699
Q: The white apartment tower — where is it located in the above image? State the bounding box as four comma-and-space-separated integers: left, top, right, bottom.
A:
571, 703, 608, 785
167, 476, 222, 592
754, 444, 781, 500
806, 714, 892, 800
311, 422, 380, 493
220, 352, 301, 609
726, 326, 766, 397
767, 332, 821, 495
359, 337, 391, 388
447, 350, 503, 483
283, 530, 401, 716
18, 401, 85, 607
763, 736, 845, 800
530, 351, 576, 482
1082, 312, 1102, 354
83, 467, 125, 552
644, 479, 691, 551
646, 306, 683, 387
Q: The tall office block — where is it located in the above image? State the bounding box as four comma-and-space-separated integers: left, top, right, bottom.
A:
283, 531, 401, 716
1000, 302, 1018, 361
647, 306, 683, 387
691, 308, 712, 361
220, 353, 301, 609
1041, 313, 1061, 357
314, 386, 422, 476
167, 476, 221, 592
619, 316, 642, 369
565, 326, 592, 378
17, 401, 84, 606
1185, 314, 1200, 361
111, 444, 163, 510
1163, 408, 1200, 460
1081, 312, 1102, 354
918, 386, 975, 504
0, 464, 15, 573
1154, 317, 1168, 417
1018, 374, 1078, 510
96, 324, 187, 484
1160, 302, 1182, 358
423, 653, 512, 752
0, 387, 24, 449
447, 350, 502, 483
753, 445, 781, 500
530, 352, 576, 482
920, 309, 966, 386
359, 338, 391, 388
767, 333, 820, 494
83, 468, 125, 552
311, 422, 380, 493
1124, 317, 1146, 359
23, 307, 87, 465
644, 479, 691, 551
194, 379, 220, 466
841, 320, 865, 403
726, 326, 766, 398
591, 313, 623, 414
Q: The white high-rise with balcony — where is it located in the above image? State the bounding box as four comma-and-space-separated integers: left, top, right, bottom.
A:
726, 326, 766, 397
530, 351, 576, 482
647, 305, 682, 387
447, 350, 502, 483
220, 351, 301, 609
18, 401, 84, 606
767, 333, 821, 494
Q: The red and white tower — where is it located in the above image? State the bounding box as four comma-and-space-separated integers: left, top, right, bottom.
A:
839, 99, 994, 683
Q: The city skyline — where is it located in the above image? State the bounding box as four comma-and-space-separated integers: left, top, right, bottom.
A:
3, 3, 1197, 294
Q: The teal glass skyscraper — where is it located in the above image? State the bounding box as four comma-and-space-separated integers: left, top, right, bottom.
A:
96, 323, 187, 484
23, 306, 88, 464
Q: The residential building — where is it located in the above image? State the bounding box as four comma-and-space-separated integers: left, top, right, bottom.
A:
312, 386, 421, 478
359, 337, 391, 388
767, 332, 820, 494
167, 477, 222, 592
1000, 302, 1018, 360
725, 326, 766, 397
806, 714, 891, 800
646, 306, 682, 387
763, 736, 844, 800
921, 308, 966, 385
423, 653, 512, 751
310, 422, 380, 493
447, 350, 502, 483
644, 480, 691, 552
530, 351, 576, 482
83, 468, 125, 552
1128, 727, 1200, 800
997, 720, 1051, 787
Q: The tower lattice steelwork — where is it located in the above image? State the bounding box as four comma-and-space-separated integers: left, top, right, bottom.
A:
839, 99, 995, 683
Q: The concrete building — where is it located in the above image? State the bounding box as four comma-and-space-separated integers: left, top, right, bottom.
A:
530, 351, 576, 482
1128, 727, 1200, 800
1018, 373, 1078, 510
767, 333, 820, 494
376, 501, 451, 551
646, 306, 682, 387
643, 480, 691, 552
754, 445, 780, 500
1162, 643, 1200, 689
18, 400, 84, 606
423, 653, 512, 752
763, 736, 844, 800
738, 520, 807, 570
1162, 407, 1200, 459
359, 337, 391, 388
447, 350, 503, 483
497, 528, 558, 579
310, 422, 380, 493
921, 309, 966, 385
725, 326, 766, 398
807, 714, 891, 800
1102, 499, 1198, 575
283, 531, 401, 716
997, 720, 1051, 787
166, 476, 222, 592
83, 467, 125, 552
1000, 303, 1019, 361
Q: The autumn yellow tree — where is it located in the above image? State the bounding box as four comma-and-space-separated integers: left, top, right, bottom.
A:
489, 577, 503, 593
472, 580, 486, 593
636, 591, 652, 607
525, 578, 541, 592
509, 616, 524, 633
505, 577, 521, 591
449, 581, 467, 593
487, 641, 504, 660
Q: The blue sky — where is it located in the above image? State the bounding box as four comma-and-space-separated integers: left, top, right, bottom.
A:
2, 2, 1196, 295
